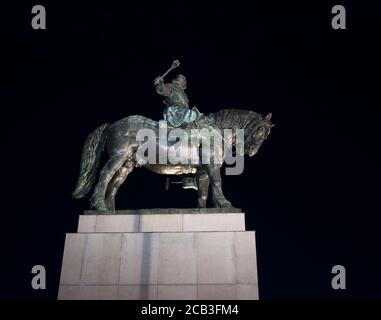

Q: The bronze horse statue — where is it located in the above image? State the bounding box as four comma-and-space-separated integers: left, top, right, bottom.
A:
72, 109, 273, 211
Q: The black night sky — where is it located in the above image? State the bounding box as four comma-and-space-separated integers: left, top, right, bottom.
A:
2, 1, 380, 299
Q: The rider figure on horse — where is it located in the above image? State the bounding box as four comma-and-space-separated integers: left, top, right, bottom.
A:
154, 60, 202, 129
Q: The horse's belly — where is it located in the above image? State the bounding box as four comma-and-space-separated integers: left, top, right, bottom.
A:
144, 164, 196, 175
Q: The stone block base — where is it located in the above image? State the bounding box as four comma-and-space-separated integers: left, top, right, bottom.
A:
58, 209, 258, 300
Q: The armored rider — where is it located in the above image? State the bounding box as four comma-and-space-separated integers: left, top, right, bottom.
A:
154, 60, 201, 129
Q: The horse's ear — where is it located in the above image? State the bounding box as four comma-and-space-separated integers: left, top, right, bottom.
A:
265, 113, 272, 121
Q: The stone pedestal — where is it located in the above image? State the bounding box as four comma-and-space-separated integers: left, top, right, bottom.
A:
58, 209, 259, 300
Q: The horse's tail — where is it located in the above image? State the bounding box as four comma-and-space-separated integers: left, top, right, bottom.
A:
72, 123, 110, 199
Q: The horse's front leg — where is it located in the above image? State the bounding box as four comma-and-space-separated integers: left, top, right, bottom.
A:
206, 165, 232, 208
196, 169, 210, 208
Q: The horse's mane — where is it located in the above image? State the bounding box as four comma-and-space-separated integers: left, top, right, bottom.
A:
207, 109, 263, 130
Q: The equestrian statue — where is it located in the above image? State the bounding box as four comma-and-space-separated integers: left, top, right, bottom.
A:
72, 60, 273, 211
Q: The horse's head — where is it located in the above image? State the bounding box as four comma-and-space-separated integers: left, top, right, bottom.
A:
245, 113, 273, 157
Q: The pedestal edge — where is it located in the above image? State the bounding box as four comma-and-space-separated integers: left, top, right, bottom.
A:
83, 208, 243, 215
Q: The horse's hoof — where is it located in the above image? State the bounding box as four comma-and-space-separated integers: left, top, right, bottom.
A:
90, 197, 108, 211
97, 204, 108, 211
220, 201, 233, 208
212, 201, 233, 208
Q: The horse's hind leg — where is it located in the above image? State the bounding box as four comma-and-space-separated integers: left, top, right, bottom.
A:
196, 169, 210, 208
106, 161, 134, 211
90, 154, 128, 211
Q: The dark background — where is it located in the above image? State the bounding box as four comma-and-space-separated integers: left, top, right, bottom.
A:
1, 1, 380, 299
